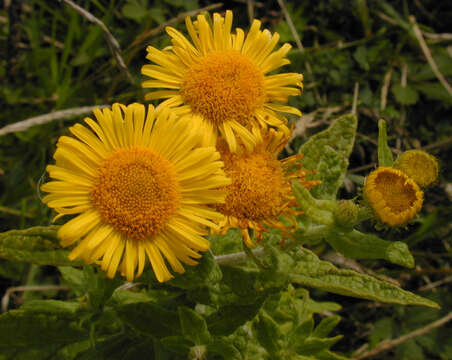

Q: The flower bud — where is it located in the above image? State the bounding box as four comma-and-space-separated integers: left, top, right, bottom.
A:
394, 150, 439, 188
333, 200, 359, 229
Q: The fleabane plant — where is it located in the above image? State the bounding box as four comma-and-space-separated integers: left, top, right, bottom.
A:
0, 10, 442, 360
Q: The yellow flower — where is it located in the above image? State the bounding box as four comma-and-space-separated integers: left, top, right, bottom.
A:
394, 150, 439, 188
41, 103, 230, 282
363, 167, 424, 227
215, 128, 320, 247
141, 10, 303, 152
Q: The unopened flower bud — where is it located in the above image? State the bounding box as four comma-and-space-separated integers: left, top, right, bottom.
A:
333, 200, 359, 229
394, 150, 439, 188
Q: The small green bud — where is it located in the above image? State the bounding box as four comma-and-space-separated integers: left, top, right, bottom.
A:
333, 200, 359, 229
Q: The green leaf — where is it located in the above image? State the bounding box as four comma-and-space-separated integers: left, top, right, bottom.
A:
60, 266, 120, 311
353, 46, 369, 71
377, 119, 394, 167
178, 306, 211, 345
316, 349, 350, 360
160, 336, 192, 355
20, 300, 80, 314
0, 226, 83, 266
289, 248, 439, 308
253, 311, 281, 356
294, 336, 343, 355
299, 113, 358, 199
207, 337, 242, 360
391, 83, 419, 105
369, 317, 394, 348
122, 1, 147, 22
312, 315, 341, 338
0, 310, 87, 348
76, 334, 144, 360
115, 302, 180, 338
288, 316, 314, 347
413, 82, 452, 105
59, 266, 86, 296
325, 229, 414, 268
166, 250, 222, 289
207, 301, 265, 336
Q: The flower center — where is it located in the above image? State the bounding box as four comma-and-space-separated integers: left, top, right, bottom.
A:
180, 50, 265, 126
374, 171, 418, 214
217, 146, 285, 221
90, 147, 180, 240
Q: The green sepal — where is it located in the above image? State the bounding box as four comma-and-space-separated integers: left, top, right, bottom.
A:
292, 182, 336, 225
325, 229, 415, 268
0, 226, 83, 266
289, 247, 439, 308
377, 119, 394, 167
178, 306, 211, 345
299, 113, 358, 199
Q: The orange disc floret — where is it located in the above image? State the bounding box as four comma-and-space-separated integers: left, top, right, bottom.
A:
364, 167, 424, 226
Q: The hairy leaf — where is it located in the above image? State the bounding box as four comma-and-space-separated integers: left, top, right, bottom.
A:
289, 248, 439, 308
299, 113, 358, 199
166, 250, 222, 289
115, 302, 180, 338
325, 229, 414, 267
178, 306, 211, 345
253, 311, 281, 356
0, 226, 82, 266
0, 310, 87, 348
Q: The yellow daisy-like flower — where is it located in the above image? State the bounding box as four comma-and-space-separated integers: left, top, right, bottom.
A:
141, 10, 303, 152
215, 128, 320, 247
394, 150, 439, 188
41, 103, 230, 282
363, 167, 424, 227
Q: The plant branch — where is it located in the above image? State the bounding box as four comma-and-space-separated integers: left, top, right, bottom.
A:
409, 16, 452, 97
352, 82, 359, 114
214, 247, 265, 266
276, 0, 322, 103
353, 312, 452, 359
61, 0, 133, 83
2, 285, 70, 312
0, 105, 108, 136
419, 275, 452, 292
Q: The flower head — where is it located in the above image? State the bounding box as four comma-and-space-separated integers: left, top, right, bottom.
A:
41, 103, 230, 282
394, 150, 439, 188
363, 167, 424, 227
215, 128, 320, 247
141, 10, 303, 152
